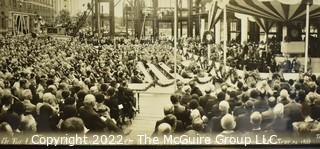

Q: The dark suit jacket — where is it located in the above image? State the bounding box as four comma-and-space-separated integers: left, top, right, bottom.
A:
191, 87, 203, 97
261, 109, 275, 129
36, 112, 60, 132
235, 112, 252, 132
173, 104, 190, 124
233, 105, 247, 116
311, 104, 320, 121
284, 102, 303, 121
173, 104, 186, 117
196, 106, 205, 117
284, 102, 304, 131
228, 99, 240, 111
208, 114, 224, 133
205, 98, 218, 117
199, 95, 209, 108
253, 99, 269, 112
207, 103, 221, 119
79, 105, 108, 132
60, 105, 77, 120
199, 95, 217, 113
180, 94, 192, 106
269, 117, 290, 133
105, 95, 119, 120
0, 111, 21, 130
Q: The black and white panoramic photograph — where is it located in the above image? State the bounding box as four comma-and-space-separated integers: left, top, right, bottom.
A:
0, 0, 320, 148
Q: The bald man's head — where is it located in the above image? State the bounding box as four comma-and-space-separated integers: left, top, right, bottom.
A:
157, 123, 172, 135
221, 114, 236, 130
163, 105, 174, 116
83, 94, 96, 107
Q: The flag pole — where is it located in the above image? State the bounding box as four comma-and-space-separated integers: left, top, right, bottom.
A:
223, 6, 227, 69
174, 0, 178, 91
304, 2, 310, 73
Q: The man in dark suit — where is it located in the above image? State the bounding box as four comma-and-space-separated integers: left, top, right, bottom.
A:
152, 114, 185, 135
199, 87, 217, 115
233, 94, 250, 116
261, 97, 276, 129
284, 99, 304, 131
60, 117, 85, 133
263, 103, 290, 133
253, 96, 269, 113
235, 100, 254, 132
311, 100, 320, 121
242, 42, 249, 56
0, 104, 22, 132
117, 83, 136, 121
233, 104, 246, 117
170, 94, 190, 126
79, 94, 121, 133
208, 92, 226, 118
180, 87, 192, 106
242, 112, 270, 140
189, 81, 203, 97
208, 101, 230, 133
105, 87, 120, 123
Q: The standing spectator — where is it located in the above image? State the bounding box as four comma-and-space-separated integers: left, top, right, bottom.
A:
219, 114, 236, 136
189, 81, 203, 97
208, 101, 230, 133
235, 100, 254, 132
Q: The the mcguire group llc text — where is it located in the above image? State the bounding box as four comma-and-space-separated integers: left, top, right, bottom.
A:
136, 134, 279, 146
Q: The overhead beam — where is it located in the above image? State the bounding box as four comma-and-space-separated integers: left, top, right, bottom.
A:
94, 0, 114, 37
153, 0, 159, 41
187, 0, 193, 37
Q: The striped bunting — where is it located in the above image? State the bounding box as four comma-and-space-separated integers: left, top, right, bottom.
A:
217, 0, 320, 22
254, 17, 274, 33
208, 0, 223, 30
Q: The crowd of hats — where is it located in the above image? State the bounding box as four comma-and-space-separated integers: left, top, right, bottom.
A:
154, 65, 320, 139
0, 34, 319, 141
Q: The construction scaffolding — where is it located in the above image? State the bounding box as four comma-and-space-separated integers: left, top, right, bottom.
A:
92, 0, 115, 38
124, 0, 211, 40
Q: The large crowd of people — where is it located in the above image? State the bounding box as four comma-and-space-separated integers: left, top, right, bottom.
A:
0, 34, 206, 136
181, 38, 303, 73
0, 35, 145, 135
0, 33, 319, 145
154, 67, 320, 139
